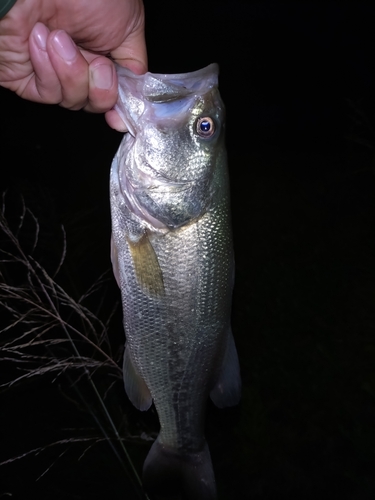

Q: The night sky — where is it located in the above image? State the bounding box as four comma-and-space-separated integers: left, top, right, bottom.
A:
1, 2, 375, 499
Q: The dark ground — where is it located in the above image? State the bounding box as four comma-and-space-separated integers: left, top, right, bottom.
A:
1, 1, 375, 499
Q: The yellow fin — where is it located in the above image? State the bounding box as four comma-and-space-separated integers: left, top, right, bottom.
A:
127, 231, 164, 297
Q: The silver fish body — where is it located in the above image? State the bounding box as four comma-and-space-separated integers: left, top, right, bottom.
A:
110, 64, 241, 499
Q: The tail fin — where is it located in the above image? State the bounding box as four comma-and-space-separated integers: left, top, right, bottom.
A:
143, 437, 217, 500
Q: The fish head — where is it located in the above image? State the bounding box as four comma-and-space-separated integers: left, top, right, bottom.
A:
115, 64, 226, 229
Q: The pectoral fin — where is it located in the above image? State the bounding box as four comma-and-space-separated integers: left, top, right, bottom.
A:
123, 346, 152, 411
127, 231, 164, 297
210, 329, 241, 408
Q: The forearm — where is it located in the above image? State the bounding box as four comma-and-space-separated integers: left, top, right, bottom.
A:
0, 0, 17, 18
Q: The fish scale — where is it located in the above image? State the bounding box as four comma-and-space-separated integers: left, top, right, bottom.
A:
110, 63, 241, 499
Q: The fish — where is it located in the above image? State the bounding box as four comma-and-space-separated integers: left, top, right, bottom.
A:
110, 63, 241, 500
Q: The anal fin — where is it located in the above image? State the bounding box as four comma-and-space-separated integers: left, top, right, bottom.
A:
123, 346, 152, 411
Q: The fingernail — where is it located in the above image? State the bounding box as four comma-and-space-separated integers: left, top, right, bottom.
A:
92, 64, 114, 90
51, 31, 77, 61
33, 23, 48, 51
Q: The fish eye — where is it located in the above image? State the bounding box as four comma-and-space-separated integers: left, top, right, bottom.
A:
195, 117, 215, 138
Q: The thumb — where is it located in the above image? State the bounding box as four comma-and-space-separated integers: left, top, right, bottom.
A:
110, 24, 147, 75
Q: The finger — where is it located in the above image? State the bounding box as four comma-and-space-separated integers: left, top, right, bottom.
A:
46, 30, 89, 110
23, 23, 62, 103
105, 108, 128, 132
81, 55, 118, 114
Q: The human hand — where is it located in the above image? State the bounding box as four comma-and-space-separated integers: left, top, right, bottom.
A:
0, 0, 147, 131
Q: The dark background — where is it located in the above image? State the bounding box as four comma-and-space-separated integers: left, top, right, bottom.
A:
1, 1, 375, 499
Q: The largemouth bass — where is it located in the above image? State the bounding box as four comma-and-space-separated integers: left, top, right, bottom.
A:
110, 63, 241, 500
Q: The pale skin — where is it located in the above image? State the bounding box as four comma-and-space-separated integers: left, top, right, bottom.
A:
0, 0, 147, 131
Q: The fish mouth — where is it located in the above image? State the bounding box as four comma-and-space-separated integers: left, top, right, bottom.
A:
133, 157, 206, 191
114, 63, 219, 134
143, 173, 200, 192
